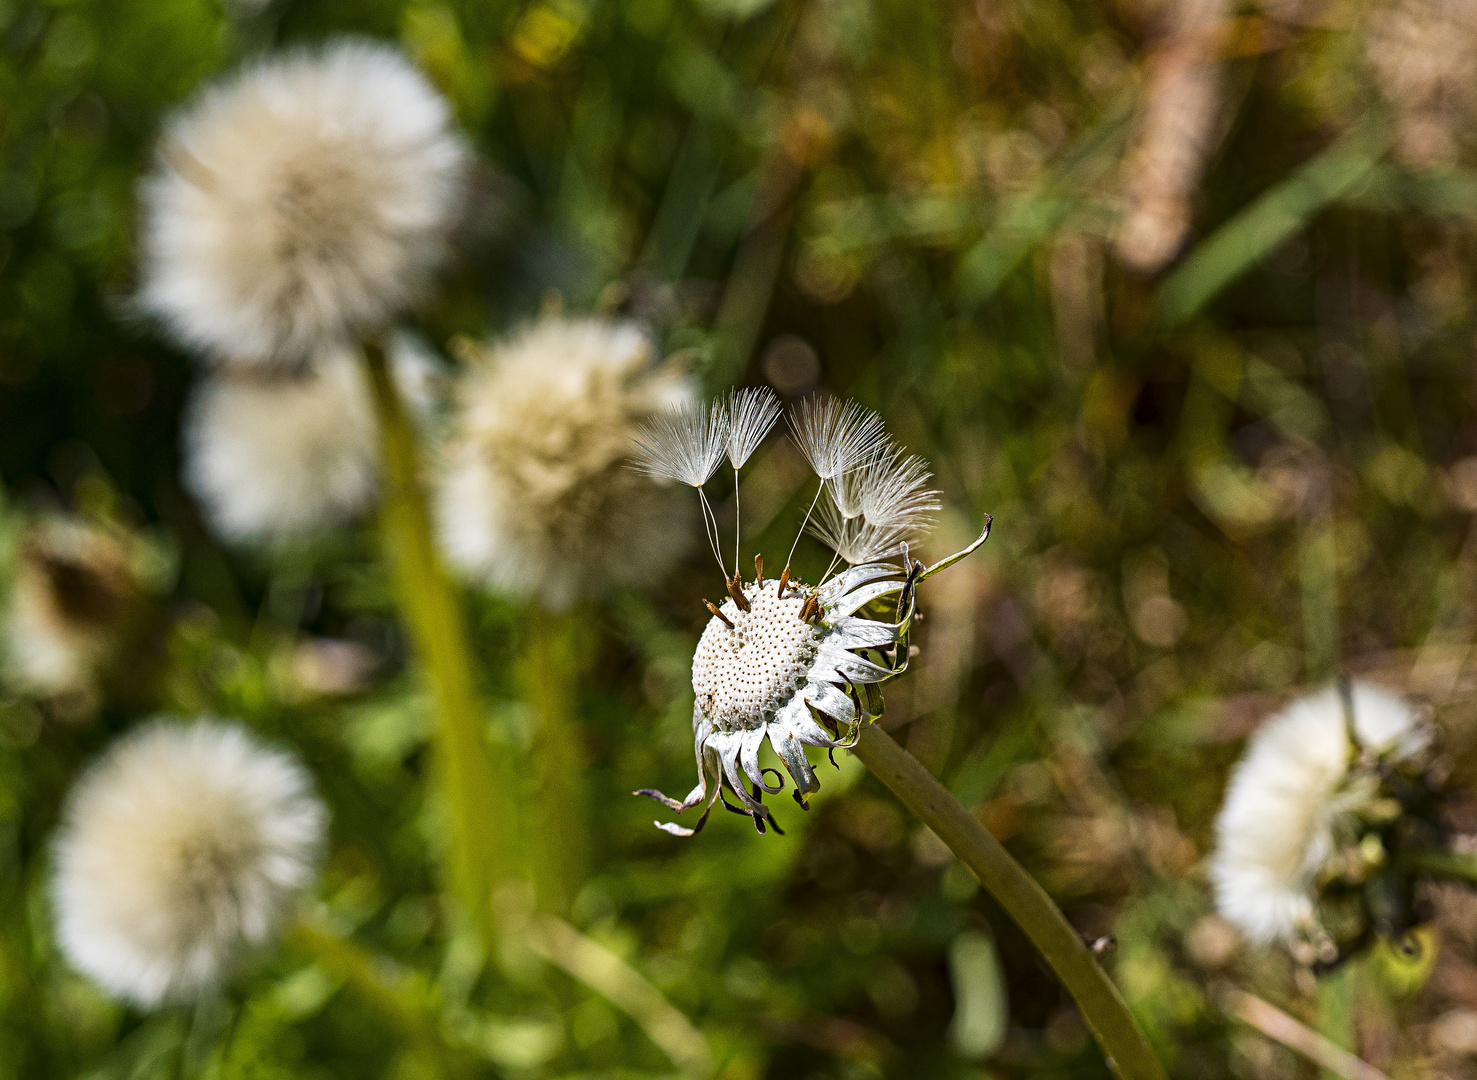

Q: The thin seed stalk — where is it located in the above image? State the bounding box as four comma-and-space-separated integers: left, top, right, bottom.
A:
363, 340, 512, 940
850, 724, 1168, 1080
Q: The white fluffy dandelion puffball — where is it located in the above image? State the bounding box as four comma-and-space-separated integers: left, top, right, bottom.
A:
436, 316, 695, 611
182, 338, 437, 546
51, 718, 326, 1007
140, 39, 468, 367
1211, 681, 1428, 945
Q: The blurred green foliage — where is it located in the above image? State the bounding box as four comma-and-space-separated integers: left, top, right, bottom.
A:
7, 0, 1477, 1076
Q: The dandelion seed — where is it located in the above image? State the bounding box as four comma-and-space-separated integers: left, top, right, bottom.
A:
722, 386, 783, 576
784, 397, 891, 571
832, 445, 940, 528
436, 316, 696, 611
809, 498, 913, 565
632, 402, 730, 488
139, 39, 469, 366
182, 337, 437, 546
788, 396, 888, 481
1211, 681, 1429, 947
726, 387, 782, 470
51, 718, 326, 1006
631, 398, 731, 574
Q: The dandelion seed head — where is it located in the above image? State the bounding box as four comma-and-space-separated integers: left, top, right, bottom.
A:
436, 316, 695, 611
140, 40, 468, 366
182, 338, 436, 546
51, 718, 326, 1006
725, 387, 782, 470
631, 401, 730, 488
788, 397, 888, 481
1211, 681, 1428, 945
638, 396, 992, 837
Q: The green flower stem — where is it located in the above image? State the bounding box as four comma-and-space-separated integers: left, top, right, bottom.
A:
1404, 848, 1477, 885
363, 340, 511, 939
1317, 961, 1358, 1080
850, 724, 1168, 1080
518, 609, 588, 914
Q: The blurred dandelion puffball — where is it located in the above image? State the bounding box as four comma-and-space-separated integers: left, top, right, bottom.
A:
51, 719, 326, 1007
182, 339, 437, 546
140, 40, 468, 367
1211, 681, 1427, 945
4, 518, 142, 702
436, 316, 694, 611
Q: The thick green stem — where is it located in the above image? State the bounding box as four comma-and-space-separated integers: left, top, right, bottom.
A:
364, 341, 512, 939
850, 725, 1167, 1080
1317, 961, 1358, 1080
518, 609, 587, 914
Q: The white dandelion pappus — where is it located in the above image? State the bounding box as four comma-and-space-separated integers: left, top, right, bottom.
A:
182, 337, 437, 546
788, 396, 889, 481
811, 445, 940, 568
809, 498, 913, 566
1210, 681, 1428, 946
856, 449, 940, 528
631, 401, 730, 487
51, 718, 326, 1006
726, 386, 782, 470
139, 39, 468, 367
633, 398, 733, 574
637, 392, 989, 836
435, 316, 697, 611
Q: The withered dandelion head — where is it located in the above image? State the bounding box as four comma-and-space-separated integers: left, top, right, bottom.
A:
636, 393, 988, 836
4, 516, 150, 708
139, 39, 468, 367
1211, 681, 1431, 958
435, 315, 696, 611
51, 718, 326, 1006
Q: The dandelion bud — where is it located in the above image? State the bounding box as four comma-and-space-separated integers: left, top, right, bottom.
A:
51, 719, 326, 1007
435, 316, 696, 611
139, 40, 469, 367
